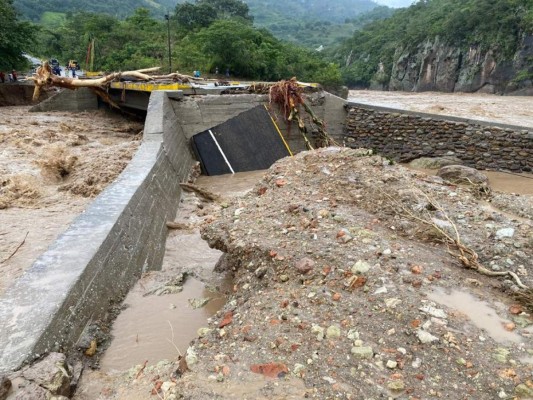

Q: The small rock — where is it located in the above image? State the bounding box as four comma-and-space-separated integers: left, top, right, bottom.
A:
347, 330, 359, 340
419, 305, 447, 319
0, 376, 11, 400
374, 286, 387, 294
351, 260, 371, 274
295, 258, 315, 274
386, 360, 397, 369
185, 347, 198, 367
250, 362, 288, 378
311, 324, 325, 341
326, 325, 341, 339
197, 327, 212, 338
22, 352, 71, 397
515, 383, 533, 398
279, 274, 289, 282
493, 348, 510, 363
496, 228, 515, 239
416, 330, 439, 344
293, 364, 305, 376
254, 267, 268, 279
218, 311, 233, 328
385, 298, 402, 309
351, 346, 373, 359
387, 379, 405, 391
188, 297, 211, 309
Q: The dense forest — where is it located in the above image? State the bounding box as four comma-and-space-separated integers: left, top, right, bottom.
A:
0, 0, 34, 71
12, 1, 343, 88
12, 0, 389, 50
13, 0, 177, 20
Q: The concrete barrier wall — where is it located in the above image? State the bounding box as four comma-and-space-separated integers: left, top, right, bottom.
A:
30, 87, 98, 112
345, 103, 532, 172
170, 92, 347, 154
0, 88, 346, 373
0, 91, 193, 373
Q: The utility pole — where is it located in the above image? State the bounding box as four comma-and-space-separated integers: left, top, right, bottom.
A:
165, 13, 172, 73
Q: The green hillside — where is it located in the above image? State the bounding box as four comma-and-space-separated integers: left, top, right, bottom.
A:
13, 0, 177, 21
14, 0, 396, 49
331, 0, 533, 87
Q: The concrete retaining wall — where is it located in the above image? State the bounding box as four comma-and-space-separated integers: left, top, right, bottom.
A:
0, 91, 193, 373
0, 88, 346, 373
345, 103, 532, 172
30, 88, 98, 112
171, 91, 347, 154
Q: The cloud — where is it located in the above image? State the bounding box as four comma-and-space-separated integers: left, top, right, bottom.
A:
374, 0, 415, 8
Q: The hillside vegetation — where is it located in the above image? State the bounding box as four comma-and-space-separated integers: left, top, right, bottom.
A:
332, 0, 533, 90
13, 0, 177, 20
14, 0, 394, 50
27, 2, 342, 88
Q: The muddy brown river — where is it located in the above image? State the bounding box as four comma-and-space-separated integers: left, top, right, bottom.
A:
94, 171, 265, 373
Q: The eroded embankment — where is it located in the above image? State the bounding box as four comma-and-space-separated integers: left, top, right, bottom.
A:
171, 148, 532, 399
0, 84, 52, 107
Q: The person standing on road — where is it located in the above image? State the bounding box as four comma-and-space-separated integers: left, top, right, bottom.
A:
0, 71, 5, 83
11, 70, 17, 82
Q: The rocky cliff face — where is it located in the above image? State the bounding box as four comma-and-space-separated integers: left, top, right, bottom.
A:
387, 34, 533, 95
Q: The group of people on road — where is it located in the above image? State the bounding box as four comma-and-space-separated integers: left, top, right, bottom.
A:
192, 67, 231, 79
0, 70, 18, 83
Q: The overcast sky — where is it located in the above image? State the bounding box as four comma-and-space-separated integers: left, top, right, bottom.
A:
374, 0, 416, 7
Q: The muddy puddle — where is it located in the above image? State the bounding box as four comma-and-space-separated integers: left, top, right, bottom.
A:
100, 278, 226, 372
97, 170, 266, 373
427, 287, 522, 344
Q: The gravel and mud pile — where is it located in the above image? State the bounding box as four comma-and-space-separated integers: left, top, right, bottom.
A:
97, 147, 532, 400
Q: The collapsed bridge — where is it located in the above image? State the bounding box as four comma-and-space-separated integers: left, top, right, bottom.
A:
0, 76, 531, 375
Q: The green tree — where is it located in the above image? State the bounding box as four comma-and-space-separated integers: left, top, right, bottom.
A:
0, 0, 35, 70
174, 0, 252, 31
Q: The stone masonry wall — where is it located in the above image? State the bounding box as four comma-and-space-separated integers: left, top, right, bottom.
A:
345, 104, 532, 172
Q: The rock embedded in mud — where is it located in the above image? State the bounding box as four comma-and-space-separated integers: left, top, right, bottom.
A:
0, 376, 11, 400
496, 227, 515, 239
515, 383, 533, 398
416, 330, 439, 344
351, 260, 371, 274
250, 362, 288, 378
295, 257, 315, 274
437, 165, 489, 186
326, 325, 341, 339
350, 346, 373, 359
22, 353, 71, 397
409, 156, 463, 169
